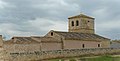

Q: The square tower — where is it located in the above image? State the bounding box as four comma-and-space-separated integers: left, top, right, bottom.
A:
68, 14, 95, 34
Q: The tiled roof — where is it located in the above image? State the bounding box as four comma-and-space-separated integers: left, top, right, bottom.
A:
32, 37, 61, 43
4, 30, 110, 44
68, 14, 95, 19
3, 40, 12, 44
4, 37, 40, 44
53, 31, 110, 41
4, 36, 62, 44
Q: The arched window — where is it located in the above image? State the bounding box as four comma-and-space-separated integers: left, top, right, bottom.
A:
82, 44, 85, 48
51, 32, 53, 36
76, 20, 79, 26
72, 21, 74, 26
98, 44, 100, 47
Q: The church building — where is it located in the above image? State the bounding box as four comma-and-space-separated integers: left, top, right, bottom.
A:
0, 13, 110, 52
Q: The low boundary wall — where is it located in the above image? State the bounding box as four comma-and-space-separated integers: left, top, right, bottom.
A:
6, 48, 120, 61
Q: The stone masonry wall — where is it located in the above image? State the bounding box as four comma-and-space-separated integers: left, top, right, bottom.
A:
63, 40, 101, 49
45, 30, 63, 41
4, 44, 41, 53
41, 43, 62, 51
101, 40, 110, 48
7, 48, 120, 61
68, 17, 94, 34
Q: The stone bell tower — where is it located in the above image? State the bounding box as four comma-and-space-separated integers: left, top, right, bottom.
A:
68, 13, 95, 34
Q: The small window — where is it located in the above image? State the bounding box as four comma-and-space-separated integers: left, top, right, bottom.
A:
51, 32, 53, 36
82, 44, 85, 48
98, 44, 100, 47
76, 20, 79, 26
12, 38, 14, 39
88, 21, 90, 22
72, 21, 74, 26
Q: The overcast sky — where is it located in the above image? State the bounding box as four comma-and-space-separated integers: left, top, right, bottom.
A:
0, 0, 120, 40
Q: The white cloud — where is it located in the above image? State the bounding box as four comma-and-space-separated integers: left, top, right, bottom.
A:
0, 18, 67, 39
0, 0, 7, 9
93, 8, 108, 17
27, 18, 67, 31
0, 23, 35, 39
0, 0, 120, 39
0, 0, 15, 9
96, 20, 120, 32
32, 0, 80, 14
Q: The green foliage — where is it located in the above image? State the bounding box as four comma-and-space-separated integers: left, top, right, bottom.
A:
86, 56, 113, 61
48, 55, 120, 61
69, 59, 76, 61
80, 55, 120, 61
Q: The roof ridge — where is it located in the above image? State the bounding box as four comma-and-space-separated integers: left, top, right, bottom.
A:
53, 30, 67, 33
68, 13, 94, 19
53, 31, 94, 34
93, 34, 110, 40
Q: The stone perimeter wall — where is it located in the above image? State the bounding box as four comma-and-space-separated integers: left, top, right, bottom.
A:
5, 48, 120, 61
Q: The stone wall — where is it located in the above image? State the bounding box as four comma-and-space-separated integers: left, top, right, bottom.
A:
63, 40, 101, 49
41, 43, 62, 51
7, 48, 120, 61
4, 44, 41, 52
68, 17, 94, 34
45, 30, 64, 41
101, 40, 110, 48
